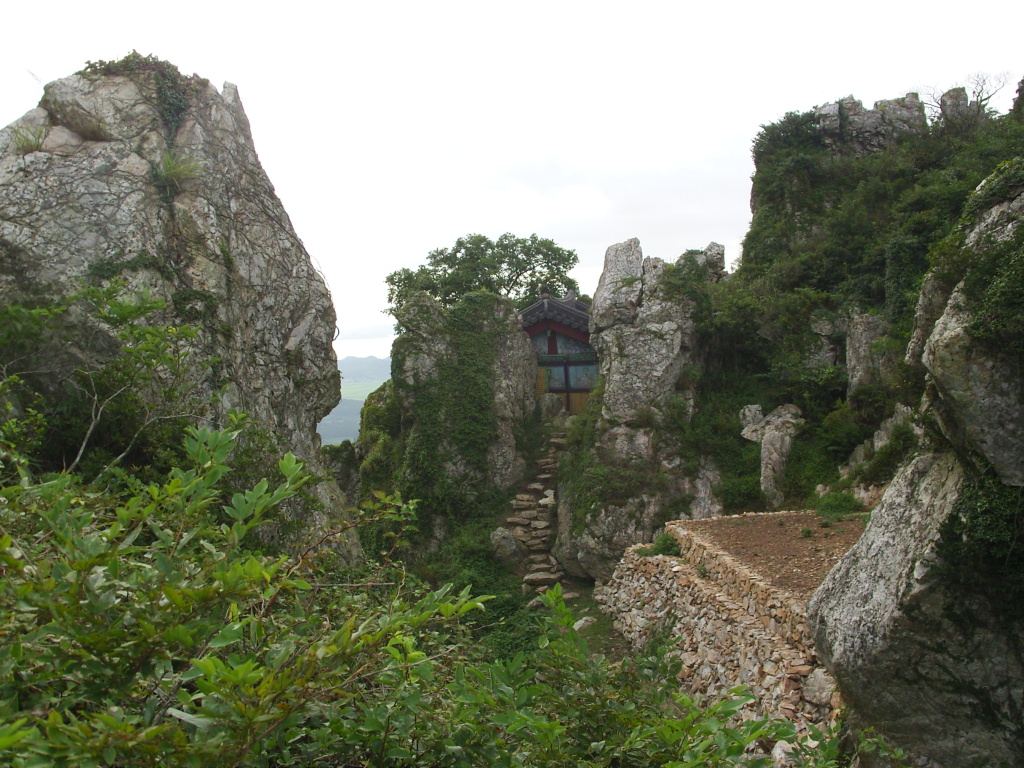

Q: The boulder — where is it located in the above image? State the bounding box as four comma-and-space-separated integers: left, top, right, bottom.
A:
590, 237, 645, 332
810, 453, 1023, 767
845, 313, 898, 397
553, 239, 717, 579
923, 284, 1024, 487
490, 527, 526, 566
811, 166, 1024, 766
590, 241, 699, 427
905, 271, 952, 373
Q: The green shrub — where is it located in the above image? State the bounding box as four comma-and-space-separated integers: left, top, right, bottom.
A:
855, 423, 918, 487
636, 532, 682, 557
938, 466, 1024, 620
10, 126, 44, 155
153, 150, 202, 199
717, 475, 764, 512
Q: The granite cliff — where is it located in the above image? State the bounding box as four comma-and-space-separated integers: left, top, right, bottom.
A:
0, 55, 357, 558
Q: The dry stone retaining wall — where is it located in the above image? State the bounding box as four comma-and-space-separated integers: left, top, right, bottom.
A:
595, 512, 841, 727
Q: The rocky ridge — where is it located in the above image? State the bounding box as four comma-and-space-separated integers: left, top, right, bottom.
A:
813, 93, 927, 156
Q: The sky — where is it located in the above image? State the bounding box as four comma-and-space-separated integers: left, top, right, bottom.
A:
1, 1, 1021, 360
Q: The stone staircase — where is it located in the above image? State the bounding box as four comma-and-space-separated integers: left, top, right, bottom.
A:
500, 432, 569, 596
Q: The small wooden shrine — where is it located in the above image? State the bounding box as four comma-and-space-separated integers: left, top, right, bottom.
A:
520, 289, 597, 415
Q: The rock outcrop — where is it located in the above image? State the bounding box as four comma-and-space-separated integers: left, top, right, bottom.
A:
389, 290, 536, 505
845, 313, 899, 397
810, 452, 1023, 767
814, 93, 927, 156
809, 162, 1024, 767
923, 286, 1024, 486
590, 238, 700, 430
554, 239, 720, 580
0, 57, 356, 558
740, 404, 805, 509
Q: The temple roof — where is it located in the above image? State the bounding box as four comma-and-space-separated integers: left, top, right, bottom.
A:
520, 289, 592, 333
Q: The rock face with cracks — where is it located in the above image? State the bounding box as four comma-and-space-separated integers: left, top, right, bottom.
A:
0, 59, 358, 559
553, 239, 720, 580
809, 165, 1024, 768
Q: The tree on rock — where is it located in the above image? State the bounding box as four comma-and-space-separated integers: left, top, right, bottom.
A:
386, 233, 579, 310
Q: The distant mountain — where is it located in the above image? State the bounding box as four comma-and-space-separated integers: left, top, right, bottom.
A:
318, 400, 364, 445
338, 356, 391, 382
320, 357, 391, 444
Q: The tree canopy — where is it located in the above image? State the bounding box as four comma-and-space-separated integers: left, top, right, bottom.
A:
385, 233, 579, 310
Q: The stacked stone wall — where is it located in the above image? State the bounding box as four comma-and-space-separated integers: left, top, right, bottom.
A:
595, 512, 841, 728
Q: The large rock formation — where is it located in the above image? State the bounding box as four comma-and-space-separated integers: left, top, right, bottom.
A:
845, 312, 900, 397
382, 290, 536, 513
553, 239, 720, 580
740, 404, 805, 509
814, 93, 927, 155
0, 57, 357, 558
590, 238, 701, 431
809, 163, 1024, 767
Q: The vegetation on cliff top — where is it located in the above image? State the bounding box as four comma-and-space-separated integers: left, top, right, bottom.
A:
672, 86, 1024, 511
385, 233, 579, 311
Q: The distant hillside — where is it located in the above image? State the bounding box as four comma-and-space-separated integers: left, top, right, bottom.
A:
319, 357, 391, 444
339, 356, 391, 382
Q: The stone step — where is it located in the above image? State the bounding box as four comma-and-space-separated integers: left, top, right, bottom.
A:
523, 571, 562, 587
526, 561, 560, 573
528, 553, 558, 565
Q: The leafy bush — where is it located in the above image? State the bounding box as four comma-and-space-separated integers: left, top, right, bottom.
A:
717, 475, 764, 512
1, 421, 866, 766
0, 286, 207, 482
0, 424, 493, 766
938, 466, 1024, 620
854, 423, 918, 487
636, 532, 682, 557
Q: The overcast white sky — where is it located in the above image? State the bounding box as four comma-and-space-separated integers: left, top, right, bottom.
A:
2, 1, 1021, 360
